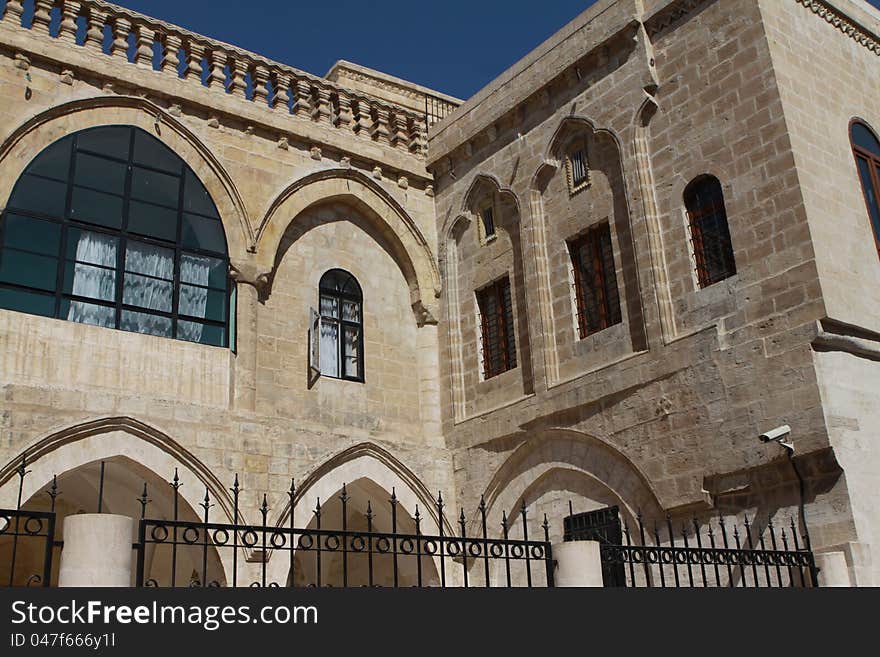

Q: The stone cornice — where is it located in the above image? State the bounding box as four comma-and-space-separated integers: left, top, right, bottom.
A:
793, 0, 880, 55
643, 0, 710, 39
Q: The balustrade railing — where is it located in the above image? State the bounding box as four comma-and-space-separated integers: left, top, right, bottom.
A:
0, 0, 429, 155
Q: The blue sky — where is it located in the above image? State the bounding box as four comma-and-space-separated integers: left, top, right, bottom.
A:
112, 0, 880, 100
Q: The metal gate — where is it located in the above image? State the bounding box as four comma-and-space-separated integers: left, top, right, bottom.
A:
563, 505, 626, 587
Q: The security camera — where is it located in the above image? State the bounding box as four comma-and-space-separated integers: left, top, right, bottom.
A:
759, 425, 791, 443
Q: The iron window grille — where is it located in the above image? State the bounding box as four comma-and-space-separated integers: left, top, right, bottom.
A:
318, 269, 364, 382
566, 143, 590, 194
0, 125, 232, 347
479, 204, 496, 242
569, 223, 622, 339
476, 277, 517, 379
684, 175, 736, 288
850, 120, 880, 261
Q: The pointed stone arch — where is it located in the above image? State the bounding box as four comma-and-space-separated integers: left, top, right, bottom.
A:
0, 95, 251, 261
254, 169, 441, 322
477, 428, 663, 536
0, 416, 236, 525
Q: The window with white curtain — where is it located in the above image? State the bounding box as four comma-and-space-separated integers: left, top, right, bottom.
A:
318, 269, 363, 381
0, 125, 232, 347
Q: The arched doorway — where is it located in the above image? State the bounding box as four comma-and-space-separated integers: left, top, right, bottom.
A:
289, 478, 440, 587
0, 455, 226, 587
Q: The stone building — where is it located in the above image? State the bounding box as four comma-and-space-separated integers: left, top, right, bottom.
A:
0, 0, 878, 587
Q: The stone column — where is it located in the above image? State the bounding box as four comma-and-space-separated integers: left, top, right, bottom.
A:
58, 514, 134, 587
231, 277, 259, 412
813, 551, 851, 587
553, 541, 604, 587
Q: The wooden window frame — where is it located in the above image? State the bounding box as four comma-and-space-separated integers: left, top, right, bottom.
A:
476, 276, 517, 379
318, 269, 365, 383
478, 200, 497, 244
569, 222, 622, 339
684, 176, 737, 288
850, 120, 880, 262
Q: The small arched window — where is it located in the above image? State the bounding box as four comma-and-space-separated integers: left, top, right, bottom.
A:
0, 126, 231, 346
319, 269, 363, 381
850, 121, 880, 259
684, 175, 736, 288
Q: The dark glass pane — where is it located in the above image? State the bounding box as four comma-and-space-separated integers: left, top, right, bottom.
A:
63, 261, 116, 302
60, 299, 115, 328
9, 175, 67, 218
481, 206, 495, 236
0, 286, 55, 317
131, 166, 180, 208
2, 214, 61, 256
0, 249, 58, 291
178, 320, 225, 347
320, 294, 338, 319
852, 123, 880, 156
685, 176, 723, 212
179, 285, 226, 321
320, 269, 359, 297
181, 213, 226, 253
123, 274, 173, 312
120, 309, 172, 337
133, 131, 181, 174
125, 241, 174, 279
65, 228, 117, 265
70, 186, 124, 228
343, 325, 360, 378
857, 157, 880, 238
342, 300, 360, 323
183, 170, 219, 217
76, 126, 131, 160
25, 138, 72, 181
128, 201, 178, 242
181, 253, 226, 289
74, 152, 126, 194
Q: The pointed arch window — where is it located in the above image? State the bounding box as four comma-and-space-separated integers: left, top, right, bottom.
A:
684, 175, 736, 288
318, 269, 364, 381
0, 126, 232, 346
851, 121, 880, 260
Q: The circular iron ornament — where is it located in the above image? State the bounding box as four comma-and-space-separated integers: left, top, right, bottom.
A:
26, 574, 42, 587
298, 534, 314, 550
674, 551, 688, 565
212, 529, 229, 546
490, 543, 504, 558
351, 536, 366, 552
631, 549, 644, 564
208, 581, 221, 587
0, 515, 9, 534
242, 530, 258, 547
150, 525, 169, 543
271, 532, 286, 549
468, 541, 482, 558
145, 579, 158, 587
400, 538, 414, 554
24, 517, 44, 535
447, 541, 461, 557
249, 582, 261, 588
268, 582, 279, 588
324, 535, 340, 551
644, 548, 659, 564
189, 580, 202, 588
183, 527, 200, 544
423, 539, 437, 555
530, 545, 544, 559
660, 550, 674, 565
376, 537, 391, 553
510, 544, 524, 559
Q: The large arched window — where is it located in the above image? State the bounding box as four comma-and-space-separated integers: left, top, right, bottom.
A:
850, 121, 880, 260
319, 269, 363, 381
0, 126, 231, 347
684, 175, 736, 288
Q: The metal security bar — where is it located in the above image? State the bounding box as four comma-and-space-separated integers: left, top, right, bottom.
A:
565, 506, 819, 588
424, 94, 458, 127
136, 476, 554, 588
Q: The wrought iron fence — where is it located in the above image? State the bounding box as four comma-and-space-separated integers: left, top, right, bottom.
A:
565, 505, 819, 588
136, 474, 554, 588
0, 456, 60, 587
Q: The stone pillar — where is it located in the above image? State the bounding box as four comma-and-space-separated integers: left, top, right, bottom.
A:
58, 514, 134, 587
231, 279, 259, 412
553, 541, 604, 587
814, 551, 851, 587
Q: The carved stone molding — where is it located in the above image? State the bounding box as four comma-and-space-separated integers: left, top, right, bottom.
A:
794, 0, 880, 55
